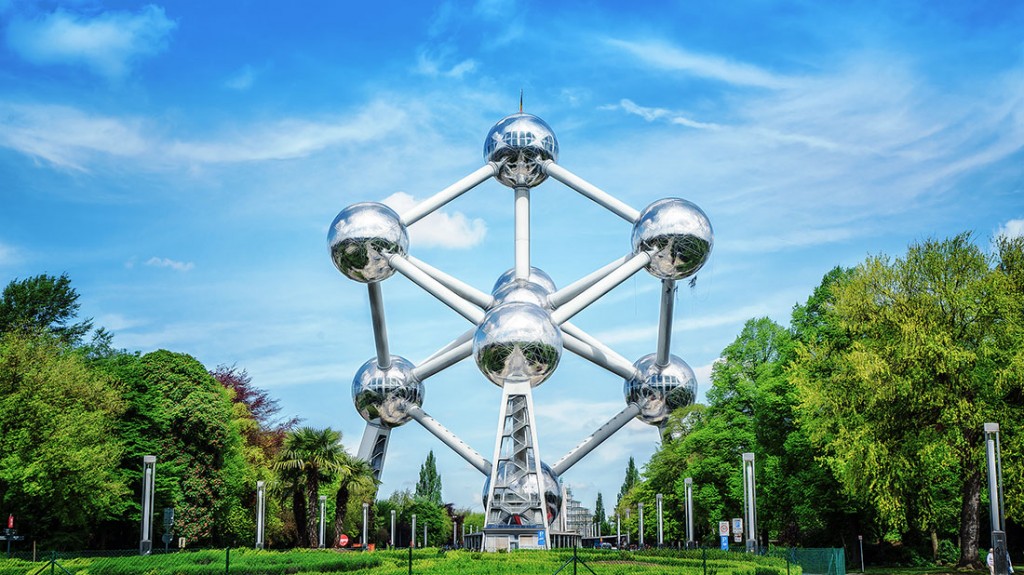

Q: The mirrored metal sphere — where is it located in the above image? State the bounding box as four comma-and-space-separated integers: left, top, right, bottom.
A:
624, 353, 697, 425
328, 202, 409, 283
482, 461, 563, 524
492, 267, 557, 296
484, 113, 559, 188
631, 198, 713, 280
352, 356, 423, 428
473, 302, 562, 387
492, 280, 552, 309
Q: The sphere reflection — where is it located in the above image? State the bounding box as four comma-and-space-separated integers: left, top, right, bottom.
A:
328, 202, 408, 283
482, 461, 563, 524
484, 113, 559, 188
352, 356, 423, 427
624, 353, 697, 425
631, 198, 713, 280
473, 302, 562, 387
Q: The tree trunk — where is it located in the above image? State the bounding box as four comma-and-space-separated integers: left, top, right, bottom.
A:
931, 527, 939, 561
307, 476, 320, 548
293, 489, 308, 547
959, 468, 982, 568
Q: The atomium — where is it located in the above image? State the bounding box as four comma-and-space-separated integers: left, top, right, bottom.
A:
328, 106, 714, 550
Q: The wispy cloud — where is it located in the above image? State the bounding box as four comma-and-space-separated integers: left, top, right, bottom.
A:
414, 49, 477, 79
998, 219, 1024, 239
145, 257, 194, 272
605, 38, 790, 89
224, 64, 258, 91
5, 5, 176, 79
382, 192, 487, 249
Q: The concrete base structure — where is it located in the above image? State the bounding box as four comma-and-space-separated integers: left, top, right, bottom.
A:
464, 529, 581, 551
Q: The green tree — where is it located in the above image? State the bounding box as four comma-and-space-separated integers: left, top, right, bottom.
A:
0, 331, 128, 548
415, 451, 442, 506
593, 492, 610, 537
791, 233, 1024, 566
617, 456, 640, 507
332, 454, 378, 546
275, 427, 345, 547
0, 274, 93, 346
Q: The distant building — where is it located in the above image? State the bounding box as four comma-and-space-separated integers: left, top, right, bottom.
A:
562, 487, 595, 537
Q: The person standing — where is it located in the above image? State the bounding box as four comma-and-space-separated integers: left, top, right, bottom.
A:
988, 548, 996, 575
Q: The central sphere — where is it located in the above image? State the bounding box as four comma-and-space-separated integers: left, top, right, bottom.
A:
352, 356, 423, 428
624, 353, 697, 425
482, 461, 563, 524
491, 267, 556, 309
473, 302, 562, 387
328, 202, 408, 283
631, 198, 713, 280
484, 113, 559, 188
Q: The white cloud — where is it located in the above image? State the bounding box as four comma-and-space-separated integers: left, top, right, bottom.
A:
414, 49, 477, 79
382, 191, 487, 249
145, 256, 194, 272
997, 219, 1024, 239
0, 102, 149, 170
6, 5, 176, 79
606, 38, 790, 89
617, 99, 722, 130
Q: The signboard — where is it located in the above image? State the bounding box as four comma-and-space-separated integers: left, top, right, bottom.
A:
720, 535, 729, 550
537, 530, 546, 547
338, 534, 350, 547
719, 521, 730, 536
732, 518, 743, 534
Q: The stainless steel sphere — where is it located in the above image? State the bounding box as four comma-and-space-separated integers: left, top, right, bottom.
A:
482, 461, 563, 524
624, 353, 697, 425
328, 202, 409, 283
352, 356, 423, 428
631, 198, 713, 280
492, 280, 552, 309
473, 302, 562, 387
484, 113, 559, 188
492, 267, 557, 296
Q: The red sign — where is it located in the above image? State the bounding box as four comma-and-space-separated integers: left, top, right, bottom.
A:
337, 534, 349, 547
7, 514, 12, 529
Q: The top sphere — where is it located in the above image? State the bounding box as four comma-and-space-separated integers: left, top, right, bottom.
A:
328, 202, 408, 283
631, 198, 713, 280
484, 113, 559, 188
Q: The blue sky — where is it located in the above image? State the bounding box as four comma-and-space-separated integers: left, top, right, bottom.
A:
2, 0, 1023, 517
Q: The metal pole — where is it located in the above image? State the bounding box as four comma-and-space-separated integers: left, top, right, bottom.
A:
255, 480, 266, 549
657, 493, 664, 547
616, 513, 620, 549
318, 495, 327, 548
411, 514, 416, 548
362, 502, 370, 551
655, 281, 676, 367
424, 522, 428, 548
367, 282, 391, 369
742, 453, 757, 553
685, 478, 694, 548
986, 423, 1008, 575
139, 455, 156, 555
638, 502, 644, 547
858, 535, 864, 572
391, 509, 396, 549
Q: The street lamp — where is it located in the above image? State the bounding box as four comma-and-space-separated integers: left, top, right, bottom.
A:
986, 423, 1008, 575
656, 493, 663, 548
684, 478, 694, 548
139, 455, 156, 555
742, 453, 757, 553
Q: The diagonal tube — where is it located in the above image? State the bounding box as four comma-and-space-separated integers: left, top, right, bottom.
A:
407, 255, 493, 309
548, 254, 631, 309
413, 337, 474, 382
541, 161, 640, 223
388, 254, 485, 324
407, 405, 491, 475
551, 404, 642, 476
561, 323, 639, 380
550, 252, 651, 325
401, 164, 498, 226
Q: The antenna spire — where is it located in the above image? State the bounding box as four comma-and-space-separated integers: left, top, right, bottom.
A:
519, 89, 523, 113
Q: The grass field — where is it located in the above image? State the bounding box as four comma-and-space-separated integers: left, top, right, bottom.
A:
0, 546, 799, 575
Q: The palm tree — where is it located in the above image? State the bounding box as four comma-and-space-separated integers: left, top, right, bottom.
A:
274, 427, 345, 547
333, 454, 380, 547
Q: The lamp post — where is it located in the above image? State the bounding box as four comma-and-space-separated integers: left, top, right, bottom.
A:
684, 478, 694, 548
411, 514, 417, 548
638, 502, 644, 547
986, 423, 1008, 575
362, 502, 369, 551
255, 480, 266, 549
742, 453, 757, 553
139, 455, 156, 555
318, 496, 327, 548
616, 513, 620, 549
391, 509, 396, 549
656, 493, 664, 548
